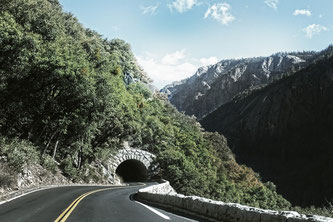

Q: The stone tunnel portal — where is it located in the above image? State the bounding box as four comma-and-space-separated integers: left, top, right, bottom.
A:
115, 159, 148, 182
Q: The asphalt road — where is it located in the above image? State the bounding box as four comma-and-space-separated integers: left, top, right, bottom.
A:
0, 184, 199, 222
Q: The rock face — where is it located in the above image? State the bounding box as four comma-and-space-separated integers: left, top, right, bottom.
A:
161, 52, 317, 119
0, 161, 70, 201
200, 50, 333, 207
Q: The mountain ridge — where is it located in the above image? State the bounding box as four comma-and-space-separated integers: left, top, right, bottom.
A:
161, 50, 320, 119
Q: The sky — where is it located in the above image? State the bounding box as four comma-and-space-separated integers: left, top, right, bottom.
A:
58, 0, 333, 89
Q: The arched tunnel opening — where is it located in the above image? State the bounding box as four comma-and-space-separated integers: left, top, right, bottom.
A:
115, 159, 148, 182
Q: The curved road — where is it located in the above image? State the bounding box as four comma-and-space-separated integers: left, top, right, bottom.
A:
0, 184, 198, 222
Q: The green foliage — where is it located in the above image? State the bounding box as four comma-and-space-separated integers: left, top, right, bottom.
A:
107, 39, 149, 82
292, 204, 333, 218
0, 137, 39, 172
60, 155, 80, 181
80, 164, 103, 184
41, 155, 57, 174
135, 96, 291, 209
0, 0, 144, 170
128, 82, 152, 99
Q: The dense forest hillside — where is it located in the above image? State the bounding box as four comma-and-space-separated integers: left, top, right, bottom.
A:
201, 48, 333, 207
0, 0, 291, 210
161, 51, 318, 119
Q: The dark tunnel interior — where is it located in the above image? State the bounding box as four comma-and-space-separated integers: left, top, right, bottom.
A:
115, 159, 148, 182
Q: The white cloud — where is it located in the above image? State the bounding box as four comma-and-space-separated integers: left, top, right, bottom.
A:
293, 9, 311, 16
141, 4, 159, 15
136, 52, 198, 89
136, 51, 221, 89
204, 3, 235, 25
303, 24, 328, 38
265, 0, 279, 9
199, 57, 218, 66
168, 0, 197, 13
162, 49, 187, 65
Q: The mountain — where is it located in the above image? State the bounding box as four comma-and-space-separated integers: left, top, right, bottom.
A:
161, 52, 318, 119
200, 47, 333, 207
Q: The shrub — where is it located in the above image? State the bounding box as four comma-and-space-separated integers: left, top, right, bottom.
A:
0, 137, 39, 172
41, 155, 58, 174
292, 204, 333, 218
60, 156, 80, 182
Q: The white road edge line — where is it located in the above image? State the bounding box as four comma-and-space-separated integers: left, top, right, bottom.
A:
135, 201, 171, 220
0, 187, 52, 205
0, 184, 128, 206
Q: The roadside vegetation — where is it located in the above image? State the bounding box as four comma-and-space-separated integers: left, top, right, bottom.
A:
292, 205, 333, 218
0, 0, 331, 216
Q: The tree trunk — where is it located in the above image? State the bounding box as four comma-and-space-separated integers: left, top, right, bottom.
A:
52, 140, 59, 159
42, 130, 57, 156
77, 147, 82, 169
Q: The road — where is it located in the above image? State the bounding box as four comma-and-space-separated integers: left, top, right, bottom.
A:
0, 183, 199, 222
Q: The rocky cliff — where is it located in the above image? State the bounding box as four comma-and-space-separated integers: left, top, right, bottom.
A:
200, 48, 333, 207
161, 52, 317, 119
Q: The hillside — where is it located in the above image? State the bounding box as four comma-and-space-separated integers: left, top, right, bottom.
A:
201, 49, 333, 207
0, 0, 291, 210
161, 52, 318, 119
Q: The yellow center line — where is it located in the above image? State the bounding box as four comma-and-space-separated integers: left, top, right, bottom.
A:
54, 184, 146, 222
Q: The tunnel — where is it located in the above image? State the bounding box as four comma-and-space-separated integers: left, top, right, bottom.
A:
115, 159, 148, 182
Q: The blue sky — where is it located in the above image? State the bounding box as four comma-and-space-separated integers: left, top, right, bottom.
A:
59, 0, 333, 88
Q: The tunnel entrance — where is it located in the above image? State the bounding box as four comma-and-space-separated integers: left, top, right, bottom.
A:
115, 159, 148, 182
